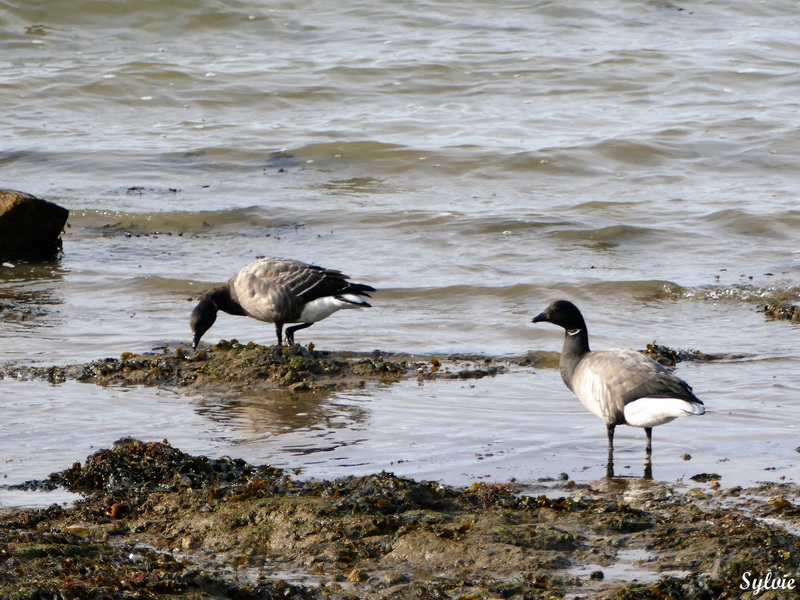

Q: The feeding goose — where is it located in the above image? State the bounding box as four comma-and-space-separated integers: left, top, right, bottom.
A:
531, 299, 704, 477
190, 257, 375, 349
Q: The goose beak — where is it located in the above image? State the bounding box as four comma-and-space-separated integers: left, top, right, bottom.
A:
531, 311, 548, 323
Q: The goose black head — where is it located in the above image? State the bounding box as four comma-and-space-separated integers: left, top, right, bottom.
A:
531, 299, 586, 332
190, 296, 218, 350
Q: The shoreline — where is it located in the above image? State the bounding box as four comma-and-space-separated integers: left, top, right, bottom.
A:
2, 344, 797, 598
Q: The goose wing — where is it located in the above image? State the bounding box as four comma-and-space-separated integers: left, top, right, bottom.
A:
230, 258, 374, 322
285, 264, 374, 304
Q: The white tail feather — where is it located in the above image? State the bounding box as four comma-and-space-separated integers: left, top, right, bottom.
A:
337, 293, 371, 306
624, 397, 705, 428
298, 295, 370, 323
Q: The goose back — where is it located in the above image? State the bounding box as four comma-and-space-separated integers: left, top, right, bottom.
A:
229, 257, 373, 324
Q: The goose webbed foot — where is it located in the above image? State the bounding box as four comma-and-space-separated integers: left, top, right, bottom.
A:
285, 323, 312, 345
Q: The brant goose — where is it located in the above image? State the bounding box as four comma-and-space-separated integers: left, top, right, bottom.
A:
190, 257, 375, 349
532, 300, 704, 476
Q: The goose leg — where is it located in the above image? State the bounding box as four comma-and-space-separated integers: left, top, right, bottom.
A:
285, 323, 312, 345
275, 323, 284, 346
605, 423, 615, 478
643, 427, 654, 480
606, 423, 616, 452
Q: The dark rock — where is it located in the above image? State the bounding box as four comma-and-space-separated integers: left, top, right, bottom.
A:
0, 188, 69, 260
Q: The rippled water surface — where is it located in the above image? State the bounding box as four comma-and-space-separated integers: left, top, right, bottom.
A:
1, 0, 799, 506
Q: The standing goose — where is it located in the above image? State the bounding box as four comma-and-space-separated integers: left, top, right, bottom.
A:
531, 300, 704, 476
190, 257, 375, 349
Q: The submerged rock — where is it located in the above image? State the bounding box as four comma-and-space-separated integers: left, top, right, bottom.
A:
0, 188, 69, 260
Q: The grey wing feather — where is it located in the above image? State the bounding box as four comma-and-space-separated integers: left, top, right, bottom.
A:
261, 259, 374, 302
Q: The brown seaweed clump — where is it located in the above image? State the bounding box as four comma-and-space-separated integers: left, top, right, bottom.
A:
46, 438, 288, 496
0, 343, 508, 393
2, 342, 410, 392
758, 301, 800, 323
643, 342, 742, 367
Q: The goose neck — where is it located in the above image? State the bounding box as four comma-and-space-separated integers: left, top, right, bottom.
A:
208, 285, 244, 316
559, 327, 590, 389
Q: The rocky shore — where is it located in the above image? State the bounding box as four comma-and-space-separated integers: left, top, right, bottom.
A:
1, 343, 796, 599
1, 439, 798, 599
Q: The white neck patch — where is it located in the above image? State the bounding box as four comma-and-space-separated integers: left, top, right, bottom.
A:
567, 328, 583, 336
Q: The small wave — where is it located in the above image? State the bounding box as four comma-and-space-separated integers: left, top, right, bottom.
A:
318, 177, 393, 196
284, 141, 608, 178
285, 133, 784, 180
586, 138, 702, 167
374, 281, 684, 304
699, 208, 800, 238
342, 279, 800, 307
682, 283, 800, 304
492, 279, 799, 307
1, 0, 269, 34
71, 207, 296, 235
284, 141, 446, 173
570, 280, 800, 305
559, 279, 800, 305
547, 224, 671, 250
552, 280, 687, 303
462, 218, 570, 235
128, 275, 211, 297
